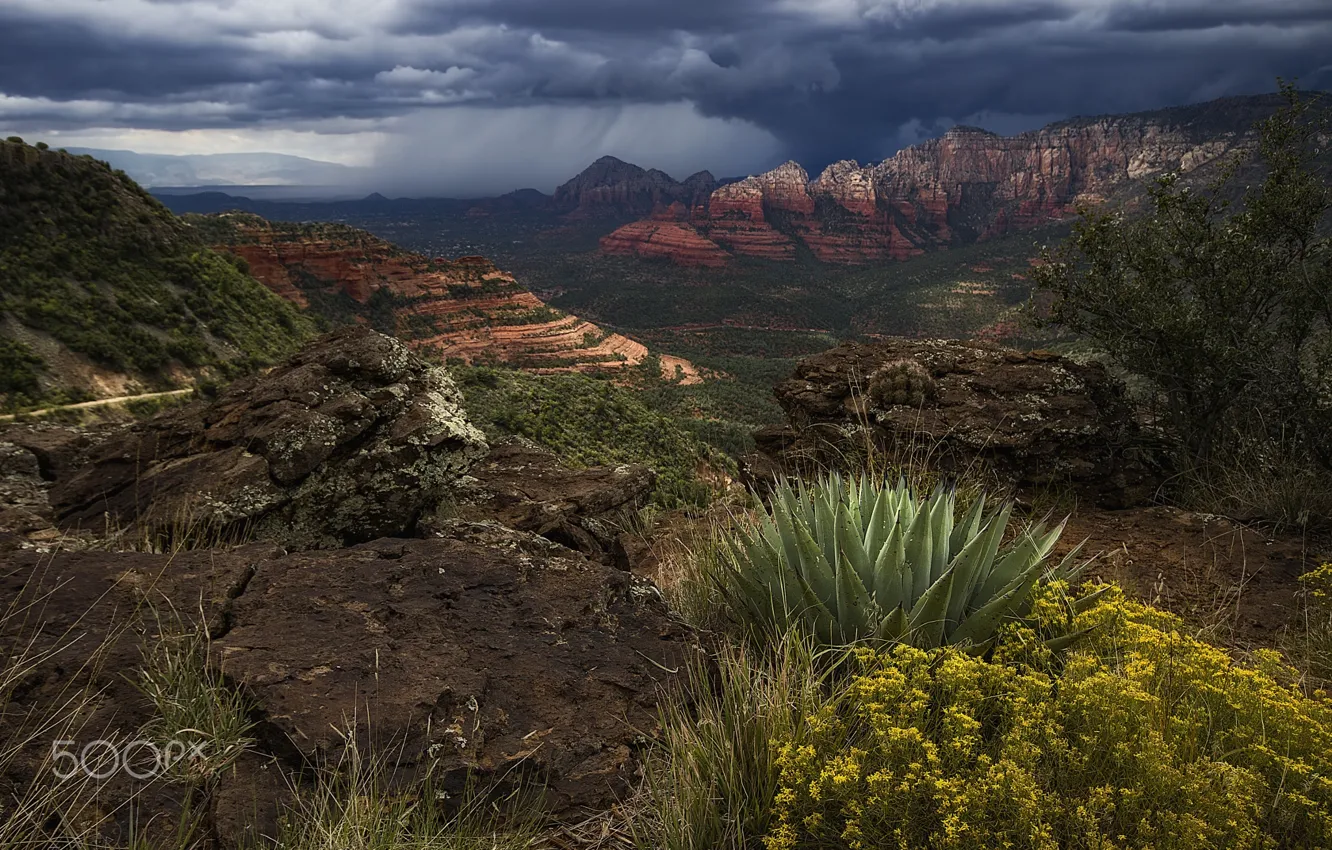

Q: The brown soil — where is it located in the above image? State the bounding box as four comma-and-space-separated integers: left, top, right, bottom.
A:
1059, 505, 1330, 650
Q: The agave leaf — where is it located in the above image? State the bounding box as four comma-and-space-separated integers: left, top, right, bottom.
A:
771, 499, 808, 586
876, 605, 910, 642
928, 489, 954, 585
902, 495, 934, 606
813, 491, 840, 580
837, 502, 875, 590
950, 560, 1045, 647
791, 511, 839, 610
740, 531, 806, 622
832, 550, 875, 641
943, 509, 1010, 629
871, 519, 906, 611
1042, 627, 1095, 653
907, 568, 956, 647
721, 537, 783, 628
1046, 537, 1092, 582
1069, 584, 1112, 615
948, 493, 987, 557
854, 476, 872, 529
863, 485, 894, 558
975, 523, 1051, 604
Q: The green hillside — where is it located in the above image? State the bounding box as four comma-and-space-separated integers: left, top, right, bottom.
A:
0, 138, 315, 409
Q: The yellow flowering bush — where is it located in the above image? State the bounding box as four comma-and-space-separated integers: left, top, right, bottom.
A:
766, 584, 1332, 850
1295, 562, 1332, 684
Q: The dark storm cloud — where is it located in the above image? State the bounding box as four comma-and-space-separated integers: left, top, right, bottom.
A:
2, 0, 1330, 192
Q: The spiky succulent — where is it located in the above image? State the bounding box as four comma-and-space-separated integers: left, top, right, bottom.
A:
867, 358, 937, 409
720, 474, 1093, 651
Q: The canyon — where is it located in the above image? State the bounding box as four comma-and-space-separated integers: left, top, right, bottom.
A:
197, 213, 700, 382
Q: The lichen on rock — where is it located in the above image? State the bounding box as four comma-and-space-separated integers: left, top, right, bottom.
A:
50, 326, 488, 549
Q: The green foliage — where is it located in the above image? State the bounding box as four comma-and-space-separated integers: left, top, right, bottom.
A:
766, 584, 1332, 850
0, 338, 43, 400
0, 139, 314, 406
1032, 83, 1332, 473
717, 474, 1084, 649
452, 364, 729, 508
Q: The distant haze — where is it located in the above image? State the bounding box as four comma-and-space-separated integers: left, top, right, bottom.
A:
67, 148, 363, 189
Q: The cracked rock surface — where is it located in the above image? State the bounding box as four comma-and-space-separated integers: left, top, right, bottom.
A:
1, 525, 688, 847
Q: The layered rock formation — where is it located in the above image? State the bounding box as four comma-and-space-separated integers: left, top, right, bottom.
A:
598, 220, 729, 267
601, 93, 1283, 266
197, 213, 700, 382
1, 384, 689, 846
3, 530, 686, 847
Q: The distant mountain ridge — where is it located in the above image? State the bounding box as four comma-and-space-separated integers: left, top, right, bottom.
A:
600, 91, 1327, 265
152, 91, 1328, 270
65, 148, 362, 188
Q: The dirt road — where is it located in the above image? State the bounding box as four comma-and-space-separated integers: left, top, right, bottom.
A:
0, 388, 194, 422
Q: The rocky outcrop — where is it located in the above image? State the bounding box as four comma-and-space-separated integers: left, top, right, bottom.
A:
201, 213, 701, 382
443, 437, 657, 564
0, 423, 115, 550
219, 531, 686, 813
50, 326, 488, 549
1, 524, 687, 846
600, 93, 1281, 266
751, 338, 1163, 508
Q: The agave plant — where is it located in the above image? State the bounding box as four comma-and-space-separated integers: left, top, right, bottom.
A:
719, 474, 1095, 651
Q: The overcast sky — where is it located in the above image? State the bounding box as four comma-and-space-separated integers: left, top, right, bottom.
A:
2, 0, 1330, 196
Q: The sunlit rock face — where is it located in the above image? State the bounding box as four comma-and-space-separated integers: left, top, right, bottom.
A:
598, 102, 1257, 266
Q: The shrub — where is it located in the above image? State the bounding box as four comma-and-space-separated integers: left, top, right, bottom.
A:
452, 365, 731, 509
766, 584, 1332, 850
715, 474, 1086, 649
1293, 563, 1332, 684
1030, 83, 1331, 477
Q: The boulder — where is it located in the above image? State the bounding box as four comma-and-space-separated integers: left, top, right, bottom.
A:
438, 437, 656, 564
0, 424, 110, 550
49, 327, 488, 549
754, 338, 1162, 507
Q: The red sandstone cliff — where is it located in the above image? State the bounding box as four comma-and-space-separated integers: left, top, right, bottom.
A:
599, 93, 1280, 266
198, 213, 700, 382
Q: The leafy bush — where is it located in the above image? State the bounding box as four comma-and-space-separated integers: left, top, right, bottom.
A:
0, 338, 43, 400
766, 584, 1332, 850
717, 474, 1085, 649
1031, 84, 1331, 480
452, 365, 730, 508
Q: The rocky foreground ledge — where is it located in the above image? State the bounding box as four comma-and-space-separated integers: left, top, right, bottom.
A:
0, 327, 684, 847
